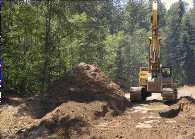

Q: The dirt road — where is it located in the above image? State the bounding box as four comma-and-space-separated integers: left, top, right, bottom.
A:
123, 90, 195, 139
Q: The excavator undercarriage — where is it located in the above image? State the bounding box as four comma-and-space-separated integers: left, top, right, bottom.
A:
130, 86, 177, 102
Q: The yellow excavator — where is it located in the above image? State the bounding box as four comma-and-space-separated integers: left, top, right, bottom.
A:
130, 2, 177, 102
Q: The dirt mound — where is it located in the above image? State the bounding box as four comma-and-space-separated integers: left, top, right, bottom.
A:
113, 79, 130, 93
27, 62, 127, 119
0, 62, 129, 139
177, 96, 195, 115
35, 62, 124, 104
159, 96, 195, 118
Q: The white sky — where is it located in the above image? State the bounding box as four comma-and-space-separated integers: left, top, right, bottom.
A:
161, 0, 194, 11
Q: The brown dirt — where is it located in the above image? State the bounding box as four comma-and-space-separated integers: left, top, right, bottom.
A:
1, 62, 195, 139
113, 79, 130, 93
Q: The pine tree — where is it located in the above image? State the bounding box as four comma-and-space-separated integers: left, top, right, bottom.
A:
177, 9, 195, 85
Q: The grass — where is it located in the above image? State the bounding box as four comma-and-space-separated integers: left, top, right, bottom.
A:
18, 121, 24, 128
12, 110, 16, 116
1, 116, 26, 138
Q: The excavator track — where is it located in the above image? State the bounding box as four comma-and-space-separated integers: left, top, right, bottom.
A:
162, 88, 177, 102
130, 87, 151, 102
130, 87, 177, 102
130, 87, 142, 102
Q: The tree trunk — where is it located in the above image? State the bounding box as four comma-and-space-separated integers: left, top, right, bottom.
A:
58, 42, 61, 79
43, 0, 52, 91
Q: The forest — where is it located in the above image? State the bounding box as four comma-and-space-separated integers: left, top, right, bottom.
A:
2, 0, 195, 94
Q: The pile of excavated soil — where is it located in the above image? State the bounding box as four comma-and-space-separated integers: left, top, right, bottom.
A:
113, 79, 130, 93
0, 62, 130, 139
36, 62, 125, 104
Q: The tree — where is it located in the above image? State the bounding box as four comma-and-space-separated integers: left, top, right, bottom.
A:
2, 1, 44, 93
122, 0, 151, 35
177, 9, 195, 86
161, 0, 187, 86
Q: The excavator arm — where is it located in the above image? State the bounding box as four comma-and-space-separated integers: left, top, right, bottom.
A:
147, 1, 162, 93
148, 2, 161, 76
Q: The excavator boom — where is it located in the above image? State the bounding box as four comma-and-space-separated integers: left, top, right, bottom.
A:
149, 2, 161, 74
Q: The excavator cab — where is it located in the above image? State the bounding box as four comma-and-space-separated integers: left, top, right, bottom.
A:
162, 67, 175, 89
162, 67, 171, 82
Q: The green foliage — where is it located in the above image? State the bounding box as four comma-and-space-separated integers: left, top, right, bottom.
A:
176, 10, 195, 86
2, 1, 195, 94
160, 0, 194, 87
103, 28, 149, 86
